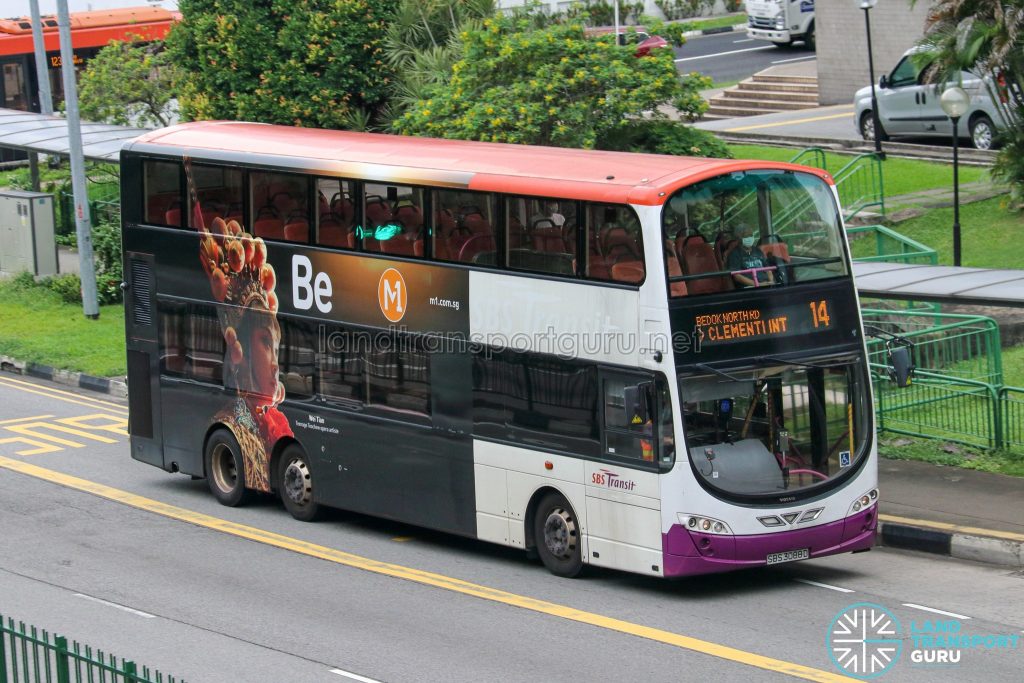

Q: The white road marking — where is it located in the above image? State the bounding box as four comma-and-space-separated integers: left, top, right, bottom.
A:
73, 593, 155, 618
793, 578, 854, 593
675, 45, 775, 63
771, 55, 816, 64
902, 603, 972, 620
329, 669, 383, 683
733, 38, 755, 43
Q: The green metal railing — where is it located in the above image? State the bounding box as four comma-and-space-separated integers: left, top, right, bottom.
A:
847, 225, 938, 265
872, 368, 1000, 449
862, 309, 1003, 386
1, 614, 183, 683
999, 387, 1024, 451
834, 153, 885, 221
57, 186, 120, 236
787, 146, 828, 171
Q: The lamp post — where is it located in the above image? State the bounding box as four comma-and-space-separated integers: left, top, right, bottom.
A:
859, 0, 884, 158
941, 86, 969, 267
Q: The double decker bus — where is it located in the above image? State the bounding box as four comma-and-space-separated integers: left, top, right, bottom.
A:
121, 122, 881, 578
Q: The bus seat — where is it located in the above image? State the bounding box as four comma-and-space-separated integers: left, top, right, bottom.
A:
601, 227, 640, 263
414, 239, 426, 258
532, 226, 567, 253
760, 241, 791, 262
284, 219, 309, 243
365, 196, 392, 227
394, 201, 423, 231
331, 195, 354, 226
610, 260, 645, 284
254, 217, 285, 241
463, 212, 491, 235
271, 191, 296, 216
458, 233, 495, 262
318, 219, 348, 247
680, 235, 733, 295
664, 242, 687, 297
164, 207, 182, 227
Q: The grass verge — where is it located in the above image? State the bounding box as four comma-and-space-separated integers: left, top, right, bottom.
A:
879, 196, 1024, 269
728, 143, 990, 197
680, 14, 748, 32
879, 435, 1024, 477
0, 278, 126, 377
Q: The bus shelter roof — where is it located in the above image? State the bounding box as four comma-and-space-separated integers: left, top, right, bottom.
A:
0, 107, 147, 163
852, 262, 1024, 308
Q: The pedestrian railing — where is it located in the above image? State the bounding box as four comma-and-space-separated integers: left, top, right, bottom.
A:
834, 153, 885, 222
847, 224, 938, 266
999, 386, 1024, 451
1, 613, 183, 683
872, 368, 1000, 450
862, 309, 1003, 386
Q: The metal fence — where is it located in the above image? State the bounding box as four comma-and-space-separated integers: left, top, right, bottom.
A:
1, 614, 183, 683
847, 224, 938, 266
999, 386, 1024, 451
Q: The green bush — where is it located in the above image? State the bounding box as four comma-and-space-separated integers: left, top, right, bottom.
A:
610, 120, 732, 159
9, 271, 38, 291
44, 273, 84, 304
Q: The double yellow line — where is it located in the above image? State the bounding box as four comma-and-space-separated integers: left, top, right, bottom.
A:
0, 376, 853, 681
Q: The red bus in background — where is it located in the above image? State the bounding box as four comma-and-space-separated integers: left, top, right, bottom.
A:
0, 5, 177, 161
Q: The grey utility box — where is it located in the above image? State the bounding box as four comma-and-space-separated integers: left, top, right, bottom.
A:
0, 190, 58, 277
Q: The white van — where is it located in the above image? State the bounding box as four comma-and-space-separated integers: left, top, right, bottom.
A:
853, 49, 1007, 149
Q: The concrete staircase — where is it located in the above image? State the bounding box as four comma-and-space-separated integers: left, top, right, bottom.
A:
704, 73, 819, 119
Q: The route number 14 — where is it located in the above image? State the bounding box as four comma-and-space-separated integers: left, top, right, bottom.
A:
809, 300, 831, 328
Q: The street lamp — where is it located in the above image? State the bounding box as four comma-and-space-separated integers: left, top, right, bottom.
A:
859, 0, 884, 158
941, 85, 969, 267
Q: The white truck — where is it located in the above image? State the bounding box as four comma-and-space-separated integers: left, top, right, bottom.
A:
746, 0, 815, 49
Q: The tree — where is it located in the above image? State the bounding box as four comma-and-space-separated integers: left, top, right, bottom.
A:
392, 14, 720, 153
77, 38, 181, 128
916, 0, 1024, 205
167, 0, 399, 129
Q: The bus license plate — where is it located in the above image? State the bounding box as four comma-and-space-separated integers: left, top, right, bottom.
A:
766, 548, 809, 565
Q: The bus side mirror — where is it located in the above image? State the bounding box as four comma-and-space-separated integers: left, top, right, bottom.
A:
887, 340, 915, 388
624, 382, 653, 426
879, 74, 889, 89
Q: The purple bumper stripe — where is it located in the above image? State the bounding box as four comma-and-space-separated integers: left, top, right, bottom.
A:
662, 506, 878, 577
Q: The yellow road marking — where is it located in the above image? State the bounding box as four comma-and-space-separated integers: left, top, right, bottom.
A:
57, 414, 130, 437
4, 424, 86, 448
391, 536, 415, 542
0, 436, 62, 456
0, 455, 854, 682
879, 514, 1024, 544
0, 414, 55, 425
0, 376, 128, 413
726, 109, 854, 133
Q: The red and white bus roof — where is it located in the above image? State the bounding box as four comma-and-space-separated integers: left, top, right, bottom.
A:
130, 121, 834, 206
0, 6, 177, 57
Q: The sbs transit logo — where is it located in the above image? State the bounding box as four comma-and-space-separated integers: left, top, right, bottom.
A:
378, 268, 407, 323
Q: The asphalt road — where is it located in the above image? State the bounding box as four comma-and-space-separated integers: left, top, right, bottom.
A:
673, 30, 815, 84
1, 374, 1022, 682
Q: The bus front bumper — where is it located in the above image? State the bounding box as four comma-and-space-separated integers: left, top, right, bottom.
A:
661, 507, 877, 577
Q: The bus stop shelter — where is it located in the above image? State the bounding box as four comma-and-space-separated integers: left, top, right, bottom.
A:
851, 262, 1024, 308
0, 107, 146, 162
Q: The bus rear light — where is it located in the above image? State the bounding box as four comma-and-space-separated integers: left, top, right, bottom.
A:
679, 514, 732, 535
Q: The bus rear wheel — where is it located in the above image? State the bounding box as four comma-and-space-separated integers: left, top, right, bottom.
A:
533, 492, 584, 578
205, 429, 253, 507
278, 444, 322, 522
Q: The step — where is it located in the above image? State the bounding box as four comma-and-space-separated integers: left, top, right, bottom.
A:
751, 74, 818, 85
704, 104, 789, 118
737, 79, 819, 95
725, 88, 818, 103
707, 96, 819, 112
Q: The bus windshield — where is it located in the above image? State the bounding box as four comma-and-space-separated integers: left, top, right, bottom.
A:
680, 355, 869, 499
663, 170, 848, 297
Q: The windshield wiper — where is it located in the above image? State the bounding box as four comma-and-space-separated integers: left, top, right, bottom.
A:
693, 362, 745, 382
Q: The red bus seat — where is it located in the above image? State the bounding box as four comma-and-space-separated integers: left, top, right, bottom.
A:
680, 235, 732, 295
284, 218, 309, 243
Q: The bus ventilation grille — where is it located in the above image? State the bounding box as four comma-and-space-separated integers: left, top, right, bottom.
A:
131, 258, 153, 327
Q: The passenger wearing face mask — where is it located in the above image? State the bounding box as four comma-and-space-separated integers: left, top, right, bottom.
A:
726, 225, 775, 288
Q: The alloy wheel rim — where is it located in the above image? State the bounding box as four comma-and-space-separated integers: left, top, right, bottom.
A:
973, 123, 993, 149
543, 508, 576, 559
283, 458, 312, 505
212, 443, 238, 493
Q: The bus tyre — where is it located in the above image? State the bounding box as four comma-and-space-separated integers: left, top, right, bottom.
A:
205, 429, 253, 507
278, 444, 322, 522
534, 492, 584, 578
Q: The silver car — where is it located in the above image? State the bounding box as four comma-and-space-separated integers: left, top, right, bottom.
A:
854, 49, 1005, 150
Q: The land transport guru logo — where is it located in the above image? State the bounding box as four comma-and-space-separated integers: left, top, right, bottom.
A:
827, 602, 902, 678
378, 268, 407, 323
826, 601, 1021, 678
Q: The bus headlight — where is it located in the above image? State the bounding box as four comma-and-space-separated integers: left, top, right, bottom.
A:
679, 514, 732, 535
850, 489, 878, 513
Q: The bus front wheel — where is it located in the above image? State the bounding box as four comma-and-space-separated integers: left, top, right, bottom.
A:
533, 492, 584, 578
205, 429, 253, 507
278, 444, 322, 522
